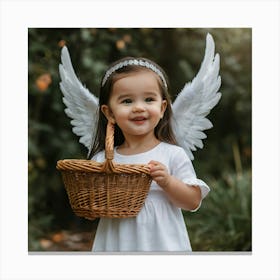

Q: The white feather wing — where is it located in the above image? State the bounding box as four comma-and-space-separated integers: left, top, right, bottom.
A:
59, 46, 99, 151
172, 33, 222, 160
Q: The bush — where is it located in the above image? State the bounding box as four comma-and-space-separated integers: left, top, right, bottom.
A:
184, 171, 251, 251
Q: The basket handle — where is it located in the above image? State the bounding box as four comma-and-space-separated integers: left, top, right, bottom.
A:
102, 121, 116, 173
105, 121, 114, 160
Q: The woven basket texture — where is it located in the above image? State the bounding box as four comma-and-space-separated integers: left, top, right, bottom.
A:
57, 122, 152, 219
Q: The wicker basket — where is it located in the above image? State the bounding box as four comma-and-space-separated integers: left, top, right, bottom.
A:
56, 122, 152, 220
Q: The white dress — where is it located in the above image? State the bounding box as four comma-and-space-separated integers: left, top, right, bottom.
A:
91, 142, 210, 252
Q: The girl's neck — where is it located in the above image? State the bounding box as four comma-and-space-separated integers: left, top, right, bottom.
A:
116, 133, 161, 155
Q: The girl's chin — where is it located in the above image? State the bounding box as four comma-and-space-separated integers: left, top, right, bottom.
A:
122, 127, 155, 137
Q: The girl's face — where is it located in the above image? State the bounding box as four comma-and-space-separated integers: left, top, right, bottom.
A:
101, 70, 167, 140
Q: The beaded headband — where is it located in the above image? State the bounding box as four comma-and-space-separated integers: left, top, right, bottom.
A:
101, 59, 168, 88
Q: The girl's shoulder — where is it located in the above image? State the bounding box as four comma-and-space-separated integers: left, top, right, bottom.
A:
158, 142, 183, 151
158, 142, 189, 156
154, 142, 191, 164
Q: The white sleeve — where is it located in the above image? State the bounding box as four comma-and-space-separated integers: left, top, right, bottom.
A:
170, 147, 210, 212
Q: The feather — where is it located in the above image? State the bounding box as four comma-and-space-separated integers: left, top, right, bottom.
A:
59, 46, 99, 153
172, 33, 222, 160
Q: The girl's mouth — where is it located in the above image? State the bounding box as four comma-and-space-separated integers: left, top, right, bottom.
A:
131, 116, 147, 124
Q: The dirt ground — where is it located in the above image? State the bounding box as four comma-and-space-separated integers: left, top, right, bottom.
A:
39, 230, 95, 251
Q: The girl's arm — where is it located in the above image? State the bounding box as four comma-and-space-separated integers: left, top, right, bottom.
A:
148, 160, 202, 211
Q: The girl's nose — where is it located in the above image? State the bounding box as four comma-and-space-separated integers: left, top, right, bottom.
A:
132, 101, 145, 113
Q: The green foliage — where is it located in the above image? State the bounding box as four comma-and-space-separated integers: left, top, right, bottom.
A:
28, 28, 251, 251
184, 171, 251, 251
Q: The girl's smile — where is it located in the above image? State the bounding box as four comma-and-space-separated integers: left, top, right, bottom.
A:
130, 116, 147, 125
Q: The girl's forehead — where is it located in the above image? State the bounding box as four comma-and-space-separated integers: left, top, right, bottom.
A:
112, 70, 162, 91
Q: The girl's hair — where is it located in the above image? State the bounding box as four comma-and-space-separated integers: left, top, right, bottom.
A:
87, 56, 177, 159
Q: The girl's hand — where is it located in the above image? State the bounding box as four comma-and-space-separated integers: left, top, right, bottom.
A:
148, 160, 202, 211
148, 160, 171, 189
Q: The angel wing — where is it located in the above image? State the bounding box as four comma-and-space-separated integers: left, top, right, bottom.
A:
59, 46, 99, 153
172, 33, 222, 160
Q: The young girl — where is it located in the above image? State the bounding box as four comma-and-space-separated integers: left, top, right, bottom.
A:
90, 57, 210, 252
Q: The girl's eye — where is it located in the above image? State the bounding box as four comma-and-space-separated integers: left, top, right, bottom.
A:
145, 97, 155, 103
121, 99, 132, 104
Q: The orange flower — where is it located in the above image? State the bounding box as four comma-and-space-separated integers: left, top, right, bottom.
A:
116, 39, 126, 50
123, 34, 132, 43
36, 73, 52, 92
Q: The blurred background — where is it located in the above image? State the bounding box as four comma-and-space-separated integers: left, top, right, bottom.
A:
28, 28, 251, 252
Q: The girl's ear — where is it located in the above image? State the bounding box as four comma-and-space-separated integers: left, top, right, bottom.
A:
160, 100, 167, 118
101, 105, 116, 124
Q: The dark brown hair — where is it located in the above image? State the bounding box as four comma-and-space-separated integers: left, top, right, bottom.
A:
87, 57, 177, 159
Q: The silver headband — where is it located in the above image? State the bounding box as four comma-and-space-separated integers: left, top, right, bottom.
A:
101, 59, 168, 88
